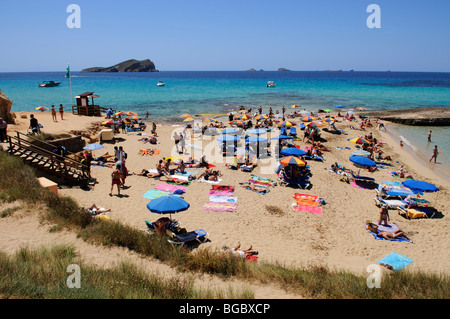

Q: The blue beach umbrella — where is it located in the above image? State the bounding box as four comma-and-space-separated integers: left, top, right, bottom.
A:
401, 180, 439, 194
146, 195, 190, 219
271, 135, 294, 140
349, 155, 377, 167
216, 135, 239, 143
83, 143, 105, 151
335, 105, 345, 109
245, 136, 268, 144
280, 148, 307, 157
221, 128, 240, 135
246, 128, 268, 135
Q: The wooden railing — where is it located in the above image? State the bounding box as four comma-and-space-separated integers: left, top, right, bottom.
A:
7, 131, 90, 182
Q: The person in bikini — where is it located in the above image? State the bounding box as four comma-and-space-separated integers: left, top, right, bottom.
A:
378, 205, 390, 226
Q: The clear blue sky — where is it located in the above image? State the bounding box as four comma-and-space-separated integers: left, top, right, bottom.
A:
1, 0, 449, 72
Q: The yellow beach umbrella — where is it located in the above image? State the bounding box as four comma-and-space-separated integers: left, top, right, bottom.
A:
280, 156, 307, 167
115, 111, 124, 116
237, 113, 252, 120
302, 116, 316, 122
183, 117, 194, 122
125, 112, 139, 116
202, 117, 217, 123
179, 113, 191, 118
35, 106, 49, 111
278, 120, 296, 127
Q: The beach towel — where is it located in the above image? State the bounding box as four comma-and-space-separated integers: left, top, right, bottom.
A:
142, 189, 172, 200
251, 175, 277, 185
203, 202, 237, 212
293, 204, 322, 215
241, 182, 270, 194
209, 190, 234, 197
364, 221, 410, 242
155, 182, 188, 193
197, 178, 222, 184
378, 252, 414, 271
211, 185, 235, 192
209, 195, 238, 203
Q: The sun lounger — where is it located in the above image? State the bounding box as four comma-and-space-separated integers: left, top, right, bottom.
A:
397, 206, 436, 219
375, 182, 415, 199
165, 228, 208, 246
374, 196, 408, 209
351, 172, 375, 183
278, 172, 310, 189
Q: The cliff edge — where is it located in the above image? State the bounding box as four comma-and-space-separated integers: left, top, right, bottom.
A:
0, 90, 15, 124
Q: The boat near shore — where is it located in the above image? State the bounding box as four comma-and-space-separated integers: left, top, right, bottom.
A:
38, 81, 61, 87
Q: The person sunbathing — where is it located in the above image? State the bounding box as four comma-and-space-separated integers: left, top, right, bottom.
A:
134, 160, 166, 178
241, 182, 269, 193
224, 242, 258, 259
159, 175, 190, 185
87, 204, 111, 216
377, 150, 392, 161
397, 165, 413, 179
191, 155, 209, 168
377, 229, 412, 242
196, 169, 219, 181
176, 160, 186, 174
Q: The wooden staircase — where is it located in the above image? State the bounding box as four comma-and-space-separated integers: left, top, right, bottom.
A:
6, 131, 90, 187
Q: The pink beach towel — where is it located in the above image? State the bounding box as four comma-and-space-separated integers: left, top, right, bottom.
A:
203, 202, 237, 212
293, 205, 322, 215
208, 190, 234, 196
155, 182, 188, 193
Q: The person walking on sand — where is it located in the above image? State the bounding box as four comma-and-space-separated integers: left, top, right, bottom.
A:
59, 104, 65, 120
110, 163, 123, 196
51, 105, 57, 122
173, 131, 180, 153
428, 130, 432, 143
429, 145, 438, 163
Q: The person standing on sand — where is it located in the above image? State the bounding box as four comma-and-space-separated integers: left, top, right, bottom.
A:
51, 105, 57, 122
29, 114, 40, 135
428, 130, 432, 143
429, 145, 438, 163
145, 111, 149, 118
59, 104, 65, 120
110, 163, 122, 196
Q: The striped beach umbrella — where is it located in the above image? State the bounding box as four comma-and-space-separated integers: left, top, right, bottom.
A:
278, 120, 296, 127
126, 116, 140, 121
354, 107, 367, 111
179, 113, 191, 118
254, 114, 268, 121
302, 116, 316, 122
115, 111, 124, 116
350, 149, 371, 157
280, 156, 307, 167
349, 137, 371, 145
202, 117, 217, 123
125, 112, 139, 116
236, 113, 252, 120
183, 117, 194, 122
292, 104, 300, 108
229, 120, 246, 126
35, 106, 49, 111
307, 122, 323, 129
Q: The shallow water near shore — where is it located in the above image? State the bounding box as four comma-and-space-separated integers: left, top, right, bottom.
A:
385, 123, 450, 181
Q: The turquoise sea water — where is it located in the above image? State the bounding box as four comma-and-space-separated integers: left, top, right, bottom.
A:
1, 71, 449, 177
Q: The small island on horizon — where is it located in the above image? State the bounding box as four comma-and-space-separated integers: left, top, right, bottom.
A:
81, 59, 158, 72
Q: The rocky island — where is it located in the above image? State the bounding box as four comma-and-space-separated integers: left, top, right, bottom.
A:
361, 106, 450, 126
81, 59, 158, 72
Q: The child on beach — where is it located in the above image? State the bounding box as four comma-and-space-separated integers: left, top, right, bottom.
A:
110, 163, 122, 196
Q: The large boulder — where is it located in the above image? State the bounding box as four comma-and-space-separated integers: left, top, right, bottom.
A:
0, 89, 15, 124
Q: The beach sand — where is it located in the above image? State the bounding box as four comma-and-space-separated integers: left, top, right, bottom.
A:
2, 110, 449, 282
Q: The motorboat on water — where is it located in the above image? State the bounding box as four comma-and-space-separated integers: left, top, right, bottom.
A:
266, 81, 276, 88
157, 81, 165, 87
38, 81, 61, 87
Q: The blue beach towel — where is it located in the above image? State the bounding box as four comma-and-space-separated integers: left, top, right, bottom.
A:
365, 222, 410, 242
378, 252, 414, 271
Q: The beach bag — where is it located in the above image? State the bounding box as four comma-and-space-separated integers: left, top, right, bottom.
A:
367, 222, 378, 234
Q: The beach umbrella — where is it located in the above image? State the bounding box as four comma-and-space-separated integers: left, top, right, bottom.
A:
350, 149, 371, 157
354, 107, 367, 111
146, 195, 190, 219
83, 143, 105, 152
323, 109, 332, 113
115, 111, 124, 116
125, 112, 139, 116
221, 128, 240, 135
271, 135, 294, 140
302, 116, 316, 122
324, 117, 336, 122
229, 120, 246, 126
349, 156, 376, 167
236, 113, 252, 120
245, 136, 268, 144
307, 122, 323, 129
334, 105, 345, 109
179, 113, 191, 118
401, 180, 439, 194
216, 135, 239, 143
292, 104, 300, 108
278, 121, 296, 127
247, 128, 267, 135
202, 117, 217, 123
35, 106, 49, 111
349, 137, 371, 145
280, 156, 307, 167
280, 148, 307, 157
126, 116, 140, 121
254, 114, 268, 121
183, 117, 194, 122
